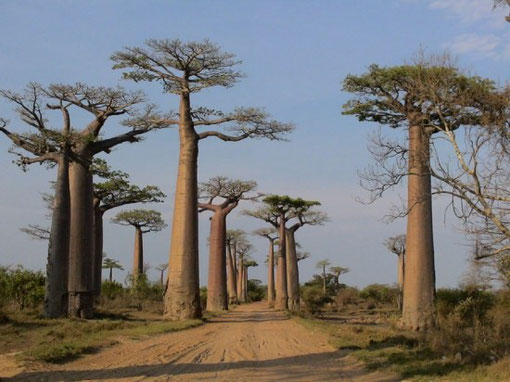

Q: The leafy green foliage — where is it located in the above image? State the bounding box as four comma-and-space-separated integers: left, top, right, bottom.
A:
0, 266, 45, 310
101, 281, 124, 300
301, 285, 333, 315
360, 284, 401, 306
112, 209, 166, 232
247, 279, 265, 302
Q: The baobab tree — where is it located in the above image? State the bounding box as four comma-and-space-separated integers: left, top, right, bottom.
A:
286, 206, 327, 311
102, 257, 124, 282
112, 39, 294, 320
253, 227, 278, 307
0, 85, 74, 318
329, 266, 350, 286
112, 209, 166, 283
92, 159, 165, 296
384, 235, 406, 291
243, 259, 258, 302
198, 176, 258, 311
342, 55, 500, 330
156, 264, 168, 286
316, 259, 331, 294
245, 195, 324, 310
235, 241, 254, 303
225, 229, 246, 305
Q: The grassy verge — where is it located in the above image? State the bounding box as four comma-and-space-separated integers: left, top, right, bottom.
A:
0, 309, 202, 364
295, 316, 510, 381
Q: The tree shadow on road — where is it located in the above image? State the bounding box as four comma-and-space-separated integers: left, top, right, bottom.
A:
7, 350, 397, 381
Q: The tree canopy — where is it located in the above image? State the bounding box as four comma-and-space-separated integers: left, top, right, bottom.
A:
112, 209, 166, 233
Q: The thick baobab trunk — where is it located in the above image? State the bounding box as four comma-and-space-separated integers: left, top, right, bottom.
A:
226, 242, 238, 305
44, 155, 70, 318
207, 211, 228, 311
237, 255, 246, 303
164, 93, 201, 320
285, 230, 300, 311
92, 200, 103, 297
275, 216, 288, 310
133, 227, 144, 281
402, 124, 435, 330
68, 160, 95, 319
267, 240, 275, 307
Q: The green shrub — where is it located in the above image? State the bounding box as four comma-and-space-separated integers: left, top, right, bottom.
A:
247, 279, 266, 302
200, 287, 207, 310
2, 266, 45, 310
436, 287, 496, 321
360, 284, 399, 306
301, 285, 333, 315
335, 287, 360, 307
101, 281, 124, 300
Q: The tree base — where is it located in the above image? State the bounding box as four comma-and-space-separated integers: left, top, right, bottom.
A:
164, 293, 201, 320
206, 295, 228, 312
274, 297, 288, 310
401, 308, 435, 331
68, 292, 94, 319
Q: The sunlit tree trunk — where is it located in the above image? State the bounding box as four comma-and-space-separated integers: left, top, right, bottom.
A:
237, 255, 246, 303
226, 242, 237, 305
285, 229, 300, 311
402, 123, 435, 330
207, 211, 228, 311
68, 159, 94, 318
92, 199, 103, 297
164, 92, 201, 320
275, 215, 288, 310
267, 240, 275, 307
44, 154, 70, 318
243, 266, 248, 302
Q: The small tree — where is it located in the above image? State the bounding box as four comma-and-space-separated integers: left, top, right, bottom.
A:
112, 210, 166, 284
92, 159, 165, 296
329, 266, 350, 286
102, 257, 124, 282
316, 259, 331, 294
198, 176, 258, 311
384, 235, 406, 292
113, 39, 294, 320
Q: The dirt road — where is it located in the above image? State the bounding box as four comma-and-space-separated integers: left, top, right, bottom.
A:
6, 302, 399, 381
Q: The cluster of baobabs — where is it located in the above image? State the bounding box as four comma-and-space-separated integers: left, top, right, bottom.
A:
1, 38, 508, 332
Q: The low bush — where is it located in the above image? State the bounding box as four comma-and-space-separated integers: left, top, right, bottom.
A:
247, 279, 265, 302
101, 280, 124, 300
359, 284, 400, 307
335, 287, 360, 307
0, 265, 45, 311
301, 285, 333, 315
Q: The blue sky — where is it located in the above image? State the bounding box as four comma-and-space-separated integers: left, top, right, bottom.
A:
0, 0, 508, 288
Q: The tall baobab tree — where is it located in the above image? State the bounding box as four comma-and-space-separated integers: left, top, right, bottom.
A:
112, 209, 166, 283
92, 159, 165, 295
316, 259, 331, 294
236, 241, 254, 303
0, 85, 72, 318
112, 39, 294, 320
102, 257, 124, 283
253, 227, 278, 307
245, 195, 324, 310
225, 229, 246, 305
342, 55, 499, 330
198, 176, 258, 311
286, 207, 327, 311
156, 264, 168, 286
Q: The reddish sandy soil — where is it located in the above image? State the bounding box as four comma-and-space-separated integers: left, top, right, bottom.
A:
2, 302, 399, 381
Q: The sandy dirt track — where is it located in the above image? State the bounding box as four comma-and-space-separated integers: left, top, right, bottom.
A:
5, 302, 399, 381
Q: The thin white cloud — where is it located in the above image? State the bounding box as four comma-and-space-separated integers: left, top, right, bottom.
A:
444, 32, 510, 60
429, 0, 496, 23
